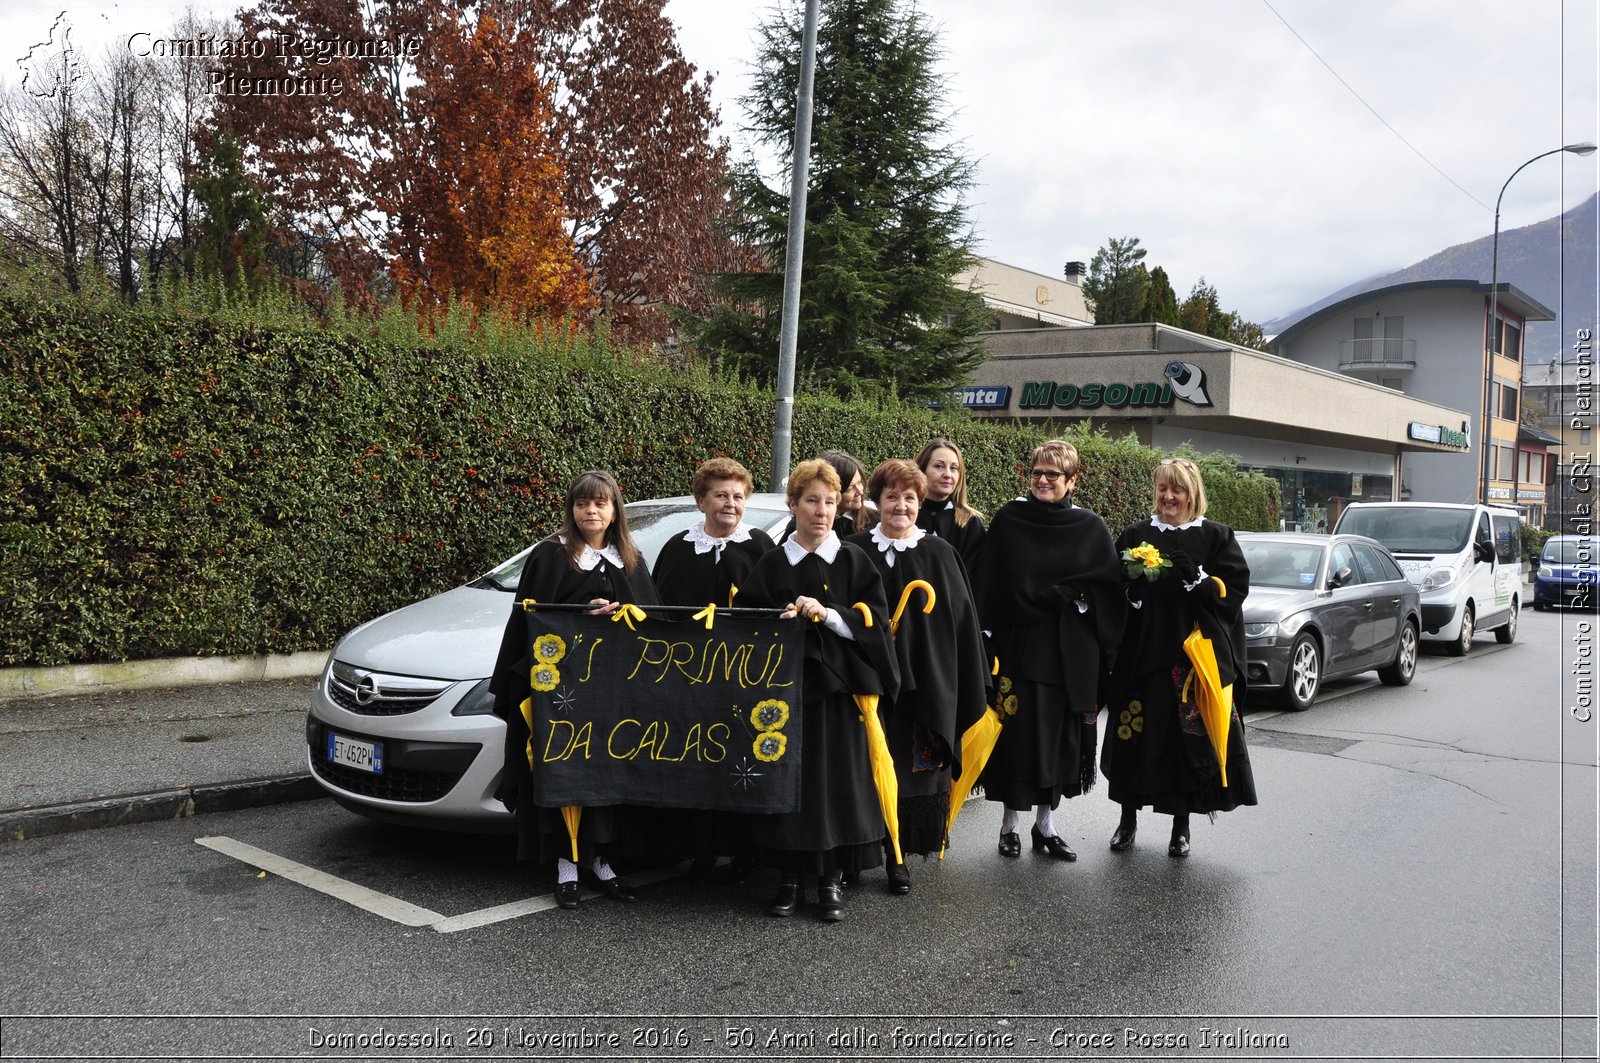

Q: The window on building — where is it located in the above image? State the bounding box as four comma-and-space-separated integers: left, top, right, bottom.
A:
1352, 317, 1374, 361
1500, 383, 1518, 421
1502, 321, 1521, 362
1378, 377, 1403, 392
1383, 315, 1405, 359
1496, 445, 1516, 479
1581, 429, 1594, 445
1521, 451, 1544, 485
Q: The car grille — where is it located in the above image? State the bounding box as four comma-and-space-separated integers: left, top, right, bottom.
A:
311, 757, 465, 803
327, 662, 454, 716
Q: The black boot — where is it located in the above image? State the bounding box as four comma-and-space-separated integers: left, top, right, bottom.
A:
884, 839, 910, 895
816, 871, 844, 922
1168, 813, 1191, 858
767, 879, 800, 917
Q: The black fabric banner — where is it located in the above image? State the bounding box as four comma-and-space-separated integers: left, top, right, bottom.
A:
522, 610, 806, 812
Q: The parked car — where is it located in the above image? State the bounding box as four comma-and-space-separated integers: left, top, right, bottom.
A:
1332, 501, 1520, 655
305, 494, 792, 830
1533, 535, 1600, 611
1238, 531, 1423, 711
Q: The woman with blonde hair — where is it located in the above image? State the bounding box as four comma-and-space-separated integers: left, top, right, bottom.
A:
738, 459, 899, 922
973, 440, 1123, 862
488, 470, 660, 909
914, 438, 984, 573
1102, 456, 1256, 858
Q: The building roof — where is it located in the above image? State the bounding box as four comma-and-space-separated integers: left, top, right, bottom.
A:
1271, 279, 1556, 349
1519, 423, 1563, 446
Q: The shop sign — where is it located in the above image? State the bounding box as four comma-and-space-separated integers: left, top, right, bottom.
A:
957, 385, 1011, 409
1408, 422, 1470, 449
1014, 360, 1214, 412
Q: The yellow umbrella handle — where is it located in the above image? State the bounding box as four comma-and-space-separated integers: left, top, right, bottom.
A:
890, 579, 936, 635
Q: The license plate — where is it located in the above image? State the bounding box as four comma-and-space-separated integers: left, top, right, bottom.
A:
326, 732, 383, 774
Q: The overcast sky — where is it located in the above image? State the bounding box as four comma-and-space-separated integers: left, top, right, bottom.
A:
8, 0, 1597, 324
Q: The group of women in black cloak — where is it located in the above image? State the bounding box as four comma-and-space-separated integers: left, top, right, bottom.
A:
486, 440, 1258, 920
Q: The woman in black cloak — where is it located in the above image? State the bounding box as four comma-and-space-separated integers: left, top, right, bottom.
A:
974, 439, 1124, 862
737, 459, 899, 922
914, 438, 985, 575
1102, 457, 1257, 857
488, 470, 660, 909
847, 459, 989, 895
652, 457, 775, 879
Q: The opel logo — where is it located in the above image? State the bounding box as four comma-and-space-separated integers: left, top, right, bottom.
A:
354, 675, 381, 705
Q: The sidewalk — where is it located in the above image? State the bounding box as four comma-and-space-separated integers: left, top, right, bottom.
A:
0, 678, 322, 842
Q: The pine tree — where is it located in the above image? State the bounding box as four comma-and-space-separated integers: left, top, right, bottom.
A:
1141, 264, 1180, 326
1081, 236, 1151, 325
691, 0, 988, 402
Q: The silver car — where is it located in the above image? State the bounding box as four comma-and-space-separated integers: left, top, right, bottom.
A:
1239, 532, 1422, 712
305, 494, 792, 829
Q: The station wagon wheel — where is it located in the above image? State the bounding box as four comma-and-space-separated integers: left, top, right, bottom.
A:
1494, 601, 1517, 644
1447, 603, 1474, 657
1280, 632, 1321, 711
1378, 620, 1418, 686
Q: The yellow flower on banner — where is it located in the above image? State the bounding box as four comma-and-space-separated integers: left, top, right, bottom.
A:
751, 699, 790, 732
754, 731, 788, 762
1118, 724, 1133, 740
999, 676, 1013, 694
1003, 694, 1019, 716
532, 634, 567, 664
531, 665, 560, 692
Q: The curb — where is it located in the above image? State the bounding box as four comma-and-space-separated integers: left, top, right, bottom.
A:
0, 651, 329, 702
0, 774, 325, 843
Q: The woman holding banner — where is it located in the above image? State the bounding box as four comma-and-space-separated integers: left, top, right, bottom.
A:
653, 457, 775, 879
489, 470, 660, 910
738, 459, 899, 922
974, 439, 1123, 863
847, 459, 988, 895
1101, 457, 1256, 858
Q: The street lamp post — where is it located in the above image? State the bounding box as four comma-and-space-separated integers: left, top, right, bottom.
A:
1479, 142, 1598, 506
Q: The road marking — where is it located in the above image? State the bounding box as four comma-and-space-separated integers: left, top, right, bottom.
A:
194, 836, 686, 932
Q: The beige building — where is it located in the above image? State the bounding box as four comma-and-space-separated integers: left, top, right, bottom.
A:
958, 258, 1093, 330
960, 318, 1474, 531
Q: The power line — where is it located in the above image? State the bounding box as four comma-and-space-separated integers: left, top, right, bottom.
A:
1261, 0, 1491, 212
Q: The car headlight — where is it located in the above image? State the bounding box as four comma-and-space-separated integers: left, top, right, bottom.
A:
1420, 568, 1457, 591
451, 678, 498, 716
1244, 622, 1278, 639
1538, 565, 1554, 579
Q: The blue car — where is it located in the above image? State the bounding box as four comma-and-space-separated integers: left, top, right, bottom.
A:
1533, 535, 1600, 611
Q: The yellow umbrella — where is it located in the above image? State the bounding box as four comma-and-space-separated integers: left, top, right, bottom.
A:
941, 655, 1005, 854
1182, 623, 1232, 788
524, 695, 583, 861
853, 693, 903, 866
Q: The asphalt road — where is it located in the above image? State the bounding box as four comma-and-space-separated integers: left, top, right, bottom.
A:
0, 610, 1594, 1062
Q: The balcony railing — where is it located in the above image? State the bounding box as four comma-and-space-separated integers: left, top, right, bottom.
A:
1338, 337, 1417, 372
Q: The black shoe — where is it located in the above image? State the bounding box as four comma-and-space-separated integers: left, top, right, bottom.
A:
886, 861, 911, 895
816, 875, 844, 922
1168, 833, 1191, 859
1031, 825, 1077, 861
555, 880, 580, 909
590, 875, 637, 902
1110, 825, 1137, 852
998, 831, 1022, 858
766, 881, 800, 918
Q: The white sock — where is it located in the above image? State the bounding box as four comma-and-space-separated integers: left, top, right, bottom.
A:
1034, 804, 1056, 837
1000, 808, 1020, 834
591, 857, 616, 881
556, 858, 578, 884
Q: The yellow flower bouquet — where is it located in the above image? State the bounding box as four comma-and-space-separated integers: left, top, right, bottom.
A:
1122, 542, 1172, 582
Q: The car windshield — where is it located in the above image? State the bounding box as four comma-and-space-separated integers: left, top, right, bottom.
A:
1544, 538, 1600, 565
1239, 540, 1324, 588
478, 502, 790, 590
1337, 507, 1473, 554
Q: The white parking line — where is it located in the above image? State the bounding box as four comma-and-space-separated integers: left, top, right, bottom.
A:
194, 836, 686, 932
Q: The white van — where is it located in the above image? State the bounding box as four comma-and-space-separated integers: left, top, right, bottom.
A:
1332, 502, 1521, 655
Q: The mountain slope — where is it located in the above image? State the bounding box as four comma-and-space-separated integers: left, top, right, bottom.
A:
1266, 193, 1598, 363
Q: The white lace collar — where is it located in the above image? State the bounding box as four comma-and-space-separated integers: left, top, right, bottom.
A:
559, 534, 625, 570
782, 530, 841, 565
869, 524, 924, 567
684, 522, 753, 556
1149, 514, 1205, 531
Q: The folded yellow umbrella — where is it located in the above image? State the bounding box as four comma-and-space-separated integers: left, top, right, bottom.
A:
523, 695, 582, 861
1182, 623, 1231, 788
943, 705, 1003, 849
853, 693, 903, 866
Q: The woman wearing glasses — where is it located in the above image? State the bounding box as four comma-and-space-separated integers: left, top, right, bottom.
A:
1101, 457, 1257, 858
973, 440, 1124, 862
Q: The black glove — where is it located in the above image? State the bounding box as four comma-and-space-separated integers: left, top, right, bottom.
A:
1124, 578, 1145, 605
1055, 581, 1086, 604
1165, 548, 1199, 584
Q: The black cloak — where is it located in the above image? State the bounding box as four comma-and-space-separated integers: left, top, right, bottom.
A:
487, 538, 660, 862
915, 500, 986, 576
736, 537, 900, 874
973, 495, 1125, 808
846, 529, 990, 855
652, 525, 776, 608
1102, 517, 1257, 814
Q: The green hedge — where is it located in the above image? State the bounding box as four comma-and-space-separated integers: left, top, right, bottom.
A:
0, 294, 1278, 666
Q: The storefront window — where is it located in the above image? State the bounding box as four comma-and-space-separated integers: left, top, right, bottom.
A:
1257, 467, 1393, 532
